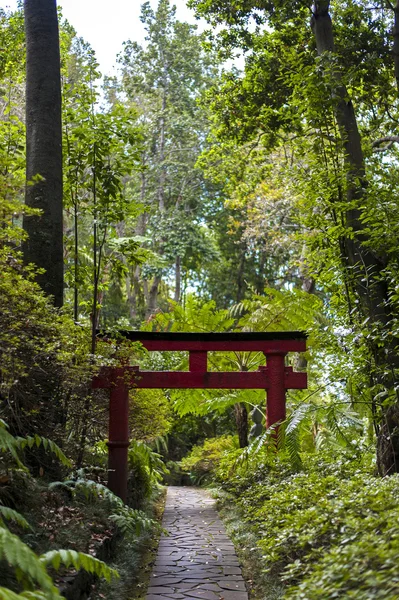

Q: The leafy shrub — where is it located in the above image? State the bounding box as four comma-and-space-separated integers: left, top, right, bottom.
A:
127, 440, 168, 508
49, 474, 154, 534
129, 389, 171, 442
0, 423, 118, 598
90, 439, 168, 509
180, 435, 238, 484
214, 447, 399, 598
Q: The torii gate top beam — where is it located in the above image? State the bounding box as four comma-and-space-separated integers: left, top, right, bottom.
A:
98, 330, 307, 353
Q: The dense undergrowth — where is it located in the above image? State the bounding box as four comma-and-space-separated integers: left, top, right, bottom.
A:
182, 437, 399, 599
90, 487, 166, 600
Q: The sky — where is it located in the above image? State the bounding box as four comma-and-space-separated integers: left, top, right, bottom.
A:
2, 0, 205, 76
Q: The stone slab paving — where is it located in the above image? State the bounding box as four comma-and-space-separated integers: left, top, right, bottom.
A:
146, 486, 248, 600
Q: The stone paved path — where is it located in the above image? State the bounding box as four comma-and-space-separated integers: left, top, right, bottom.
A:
146, 486, 248, 600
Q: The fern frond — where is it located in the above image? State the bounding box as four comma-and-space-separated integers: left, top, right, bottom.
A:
0, 528, 60, 599
0, 590, 56, 599
18, 436, 72, 468
49, 477, 156, 534
278, 403, 314, 470
39, 549, 119, 583
49, 479, 123, 507
109, 509, 153, 536
282, 423, 302, 471
0, 506, 32, 530
0, 426, 71, 470
0, 427, 27, 470
233, 427, 277, 470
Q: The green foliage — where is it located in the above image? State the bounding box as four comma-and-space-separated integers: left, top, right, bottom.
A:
0, 527, 61, 600
0, 589, 53, 599
49, 475, 155, 534
39, 549, 118, 583
0, 420, 71, 471
0, 423, 119, 598
215, 447, 399, 599
145, 294, 234, 334
180, 435, 238, 484
0, 524, 118, 599
113, 0, 223, 319
127, 440, 168, 508
129, 389, 172, 442
0, 507, 31, 531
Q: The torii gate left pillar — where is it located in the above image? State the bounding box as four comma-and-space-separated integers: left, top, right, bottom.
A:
93, 331, 307, 502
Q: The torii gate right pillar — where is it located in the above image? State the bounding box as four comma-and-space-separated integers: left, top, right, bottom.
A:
263, 352, 287, 429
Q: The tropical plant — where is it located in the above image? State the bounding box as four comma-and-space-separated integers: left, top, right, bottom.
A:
49, 475, 154, 534
0, 423, 118, 598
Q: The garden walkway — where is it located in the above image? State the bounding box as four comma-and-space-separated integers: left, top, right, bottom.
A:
146, 486, 248, 600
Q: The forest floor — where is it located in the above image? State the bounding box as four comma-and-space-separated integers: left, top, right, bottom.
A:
89, 487, 166, 600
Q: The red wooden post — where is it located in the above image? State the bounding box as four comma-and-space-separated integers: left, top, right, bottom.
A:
189, 351, 207, 372
264, 353, 287, 430
107, 370, 130, 502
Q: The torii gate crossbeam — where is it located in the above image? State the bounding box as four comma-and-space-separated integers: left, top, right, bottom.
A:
93, 331, 307, 501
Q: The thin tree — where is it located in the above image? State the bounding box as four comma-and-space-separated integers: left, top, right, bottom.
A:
23, 0, 63, 307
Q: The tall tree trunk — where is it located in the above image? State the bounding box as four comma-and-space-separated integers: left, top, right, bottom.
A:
312, 1, 388, 327
73, 200, 79, 321
23, 0, 63, 307
158, 56, 168, 213
236, 246, 246, 302
175, 255, 181, 302
393, 0, 399, 95
146, 275, 162, 320
312, 0, 399, 474
234, 403, 249, 448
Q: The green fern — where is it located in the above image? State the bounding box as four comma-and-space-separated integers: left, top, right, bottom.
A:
128, 440, 168, 481
49, 478, 155, 535
144, 295, 235, 333
0, 527, 60, 599
0, 506, 32, 530
19, 435, 71, 467
231, 287, 321, 334
39, 549, 119, 582
0, 588, 57, 599
109, 509, 153, 535
0, 425, 28, 470
0, 422, 71, 470
49, 478, 122, 506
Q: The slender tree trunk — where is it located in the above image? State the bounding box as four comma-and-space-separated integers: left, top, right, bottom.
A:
146, 275, 162, 319
23, 0, 63, 307
312, 1, 388, 326
175, 255, 181, 302
312, 0, 399, 474
236, 246, 246, 302
393, 0, 399, 95
158, 57, 168, 213
234, 403, 249, 448
74, 201, 79, 321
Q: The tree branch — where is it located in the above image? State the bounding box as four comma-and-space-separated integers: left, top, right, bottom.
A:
372, 135, 399, 151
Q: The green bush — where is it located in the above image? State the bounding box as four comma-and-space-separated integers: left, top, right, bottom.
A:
180, 435, 238, 484
213, 447, 399, 599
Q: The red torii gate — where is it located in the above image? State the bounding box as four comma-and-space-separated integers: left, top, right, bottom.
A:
93, 331, 307, 501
